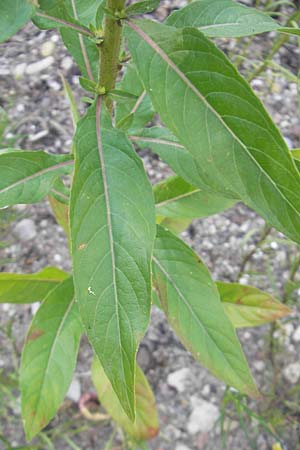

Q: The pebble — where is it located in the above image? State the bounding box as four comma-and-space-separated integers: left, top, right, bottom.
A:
187, 397, 219, 434
176, 445, 192, 450
292, 326, 300, 343
283, 363, 300, 384
41, 41, 55, 57
66, 378, 81, 403
167, 368, 190, 393
253, 360, 265, 372
61, 56, 73, 71
14, 219, 37, 242
13, 63, 27, 79
26, 56, 55, 75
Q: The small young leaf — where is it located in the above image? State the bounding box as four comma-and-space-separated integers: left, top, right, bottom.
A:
20, 278, 82, 440
278, 27, 300, 36
92, 357, 159, 441
0, 107, 9, 141
109, 89, 139, 102
126, 20, 300, 243
79, 76, 97, 93
166, 0, 279, 38
126, 0, 160, 16
116, 64, 154, 132
61, 74, 80, 129
153, 226, 259, 398
0, 267, 68, 304
49, 179, 70, 235
0, 151, 73, 208
70, 98, 156, 420
0, 0, 35, 43
217, 282, 292, 328
154, 175, 236, 220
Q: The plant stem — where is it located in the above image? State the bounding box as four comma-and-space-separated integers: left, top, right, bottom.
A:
99, 0, 126, 110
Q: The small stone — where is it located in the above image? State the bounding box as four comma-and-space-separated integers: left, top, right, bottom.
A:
292, 326, 300, 343
167, 368, 190, 393
61, 56, 73, 71
283, 363, 300, 384
253, 361, 265, 372
41, 41, 55, 57
67, 378, 81, 403
176, 445, 191, 450
14, 63, 27, 79
187, 397, 219, 434
26, 56, 54, 75
14, 219, 37, 242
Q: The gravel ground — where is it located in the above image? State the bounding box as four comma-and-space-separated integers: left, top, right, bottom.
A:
1, 1, 300, 449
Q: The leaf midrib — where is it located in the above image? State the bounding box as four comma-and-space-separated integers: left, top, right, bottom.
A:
0, 159, 73, 195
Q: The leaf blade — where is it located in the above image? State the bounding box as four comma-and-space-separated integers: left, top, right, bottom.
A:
0, 267, 68, 304
70, 98, 156, 420
153, 226, 259, 397
166, 0, 280, 38
0, 151, 73, 207
92, 357, 159, 441
125, 20, 300, 243
218, 282, 292, 328
0, 0, 35, 43
20, 278, 82, 440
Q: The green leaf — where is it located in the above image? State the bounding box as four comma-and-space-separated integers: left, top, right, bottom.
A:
0, 267, 68, 304
49, 179, 70, 235
153, 226, 259, 397
79, 76, 97, 93
217, 282, 292, 328
0, 107, 9, 142
166, 0, 279, 38
279, 27, 300, 36
154, 175, 236, 220
126, 0, 160, 16
126, 20, 300, 243
20, 278, 82, 440
0, 0, 35, 43
92, 357, 159, 441
61, 74, 80, 129
109, 89, 139, 102
70, 99, 156, 420
129, 127, 205, 189
0, 151, 73, 208
116, 64, 154, 133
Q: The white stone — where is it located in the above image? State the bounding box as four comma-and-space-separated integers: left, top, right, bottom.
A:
14, 63, 27, 79
292, 326, 300, 343
66, 378, 81, 403
253, 360, 265, 372
14, 219, 37, 242
176, 445, 192, 450
41, 41, 55, 57
26, 56, 54, 75
167, 368, 190, 393
283, 363, 300, 384
187, 397, 219, 434
61, 56, 73, 71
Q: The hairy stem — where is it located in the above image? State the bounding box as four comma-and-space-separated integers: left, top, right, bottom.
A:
99, 0, 126, 110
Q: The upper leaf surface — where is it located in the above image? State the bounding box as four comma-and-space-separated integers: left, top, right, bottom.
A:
217, 282, 291, 328
92, 357, 159, 441
125, 20, 300, 243
0, 0, 35, 43
154, 175, 236, 220
20, 278, 82, 440
0, 151, 73, 208
126, 0, 160, 16
153, 226, 258, 397
0, 267, 68, 304
166, 0, 279, 38
70, 99, 156, 420
116, 64, 154, 133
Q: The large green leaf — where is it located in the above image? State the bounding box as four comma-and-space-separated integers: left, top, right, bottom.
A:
0, 0, 35, 43
116, 64, 154, 132
166, 0, 279, 38
0, 151, 73, 208
217, 282, 292, 328
125, 20, 300, 243
20, 278, 82, 440
153, 226, 258, 397
154, 175, 236, 220
92, 357, 159, 441
70, 98, 156, 420
0, 267, 68, 304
